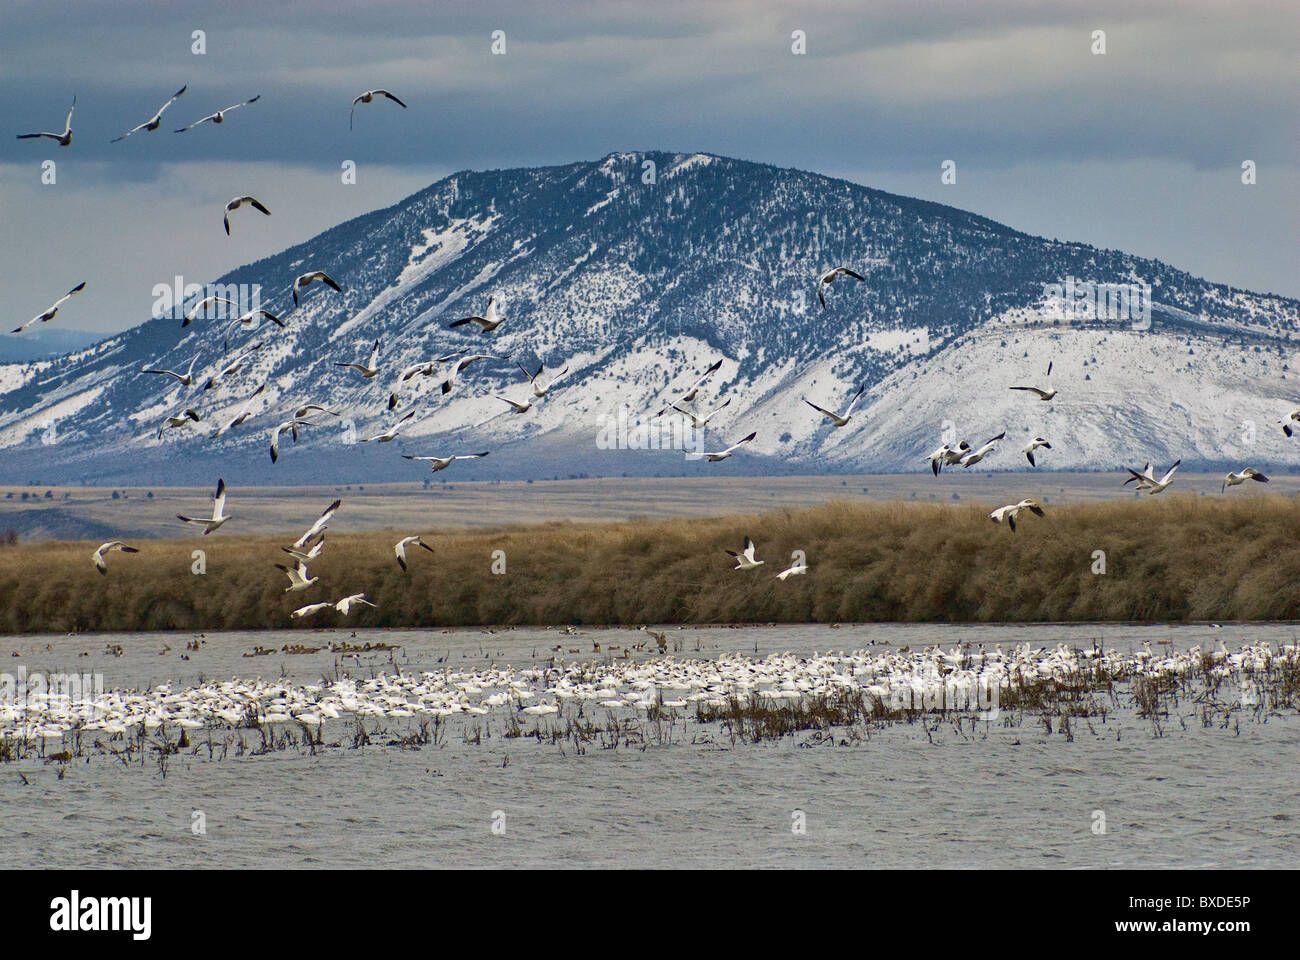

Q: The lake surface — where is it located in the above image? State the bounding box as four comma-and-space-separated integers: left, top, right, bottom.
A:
2, 622, 1297, 868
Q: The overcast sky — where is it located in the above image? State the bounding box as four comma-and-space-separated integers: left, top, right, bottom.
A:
2, 0, 1296, 336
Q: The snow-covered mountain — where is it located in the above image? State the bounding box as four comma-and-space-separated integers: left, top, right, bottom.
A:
2, 151, 1297, 485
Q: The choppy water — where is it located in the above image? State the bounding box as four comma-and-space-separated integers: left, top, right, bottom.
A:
2, 622, 1298, 868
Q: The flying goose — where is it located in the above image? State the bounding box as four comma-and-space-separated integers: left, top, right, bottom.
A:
441, 354, 504, 394
274, 561, 319, 593
816, 266, 865, 308
291, 270, 342, 306
517, 361, 570, 398
223, 308, 283, 340
670, 397, 731, 428
401, 451, 490, 473
725, 536, 764, 570
16, 95, 75, 146
495, 395, 534, 414
400, 351, 466, 381
11, 281, 86, 333
173, 94, 260, 132
223, 195, 270, 235
1279, 410, 1300, 437
359, 410, 414, 442
804, 385, 864, 427
350, 89, 407, 129
1009, 385, 1057, 401
989, 498, 1045, 532
1222, 468, 1269, 493
111, 85, 187, 141
207, 382, 265, 437
157, 407, 201, 438
293, 402, 340, 419
959, 431, 1005, 467
183, 295, 240, 327
293, 499, 341, 548
1126, 460, 1180, 494
142, 356, 198, 385
655, 358, 724, 417
702, 431, 756, 462
290, 602, 333, 619
1022, 437, 1052, 467
924, 440, 970, 476
335, 339, 381, 378
394, 535, 434, 571
202, 343, 262, 391
450, 296, 505, 333
282, 535, 325, 564
269, 418, 311, 463
775, 559, 808, 581
176, 478, 229, 534
92, 540, 138, 575
334, 593, 377, 615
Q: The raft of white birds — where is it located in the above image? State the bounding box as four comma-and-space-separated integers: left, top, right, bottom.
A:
3, 639, 1294, 746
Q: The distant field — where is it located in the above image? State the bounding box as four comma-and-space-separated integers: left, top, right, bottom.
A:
4, 493, 1300, 634
2, 472, 1294, 542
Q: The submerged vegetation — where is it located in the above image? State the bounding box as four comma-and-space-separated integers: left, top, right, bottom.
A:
4, 494, 1300, 633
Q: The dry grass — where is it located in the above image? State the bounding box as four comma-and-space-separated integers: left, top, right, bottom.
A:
4, 493, 1300, 633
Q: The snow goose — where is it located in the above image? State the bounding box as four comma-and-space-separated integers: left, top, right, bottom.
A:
92, 540, 138, 575
16, 95, 75, 146
294, 402, 340, 419
110, 85, 187, 141
804, 385, 864, 427
176, 478, 230, 534
775, 559, 808, 581
495, 395, 534, 414
335, 339, 381, 379
517, 361, 570, 398
292, 270, 342, 306
670, 397, 731, 428
207, 382, 265, 437
269, 418, 311, 463
1127, 460, 1180, 494
400, 351, 465, 381
293, 500, 341, 548
350, 89, 407, 129
924, 440, 970, 476
1009, 385, 1057, 401
1279, 409, 1300, 437
157, 407, 200, 438
401, 451, 489, 473
449, 296, 505, 333
334, 594, 376, 615
655, 358, 724, 416
816, 266, 865, 308
274, 561, 318, 593
440, 354, 504, 395
725, 536, 764, 570
959, 431, 1005, 467
359, 410, 414, 443
11, 281, 85, 333
282, 535, 325, 565
142, 356, 197, 385
988, 498, 1045, 532
1222, 468, 1269, 493
291, 602, 332, 619
183, 295, 239, 328
702, 431, 756, 462
1022, 436, 1052, 467
202, 343, 262, 391
394, 536, 434, 571
173, 94, 260, 132
223, 195, 270, 235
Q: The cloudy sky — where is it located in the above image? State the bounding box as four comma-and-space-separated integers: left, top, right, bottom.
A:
1, 0, 1295, 335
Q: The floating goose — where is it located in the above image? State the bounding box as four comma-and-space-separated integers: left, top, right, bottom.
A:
1009, 385, 1057, 401
816, 266, 865, 308
402, 451, 490, 473
269, 418, 311, 463
924, 440, 970, 477
293, 499, 341, 548
725, 536, 764, 570
110, 85, 187, 141
223, 195, 270, 235
1022, 436, 1052, 467
173, 94, 260, 132
183, 295, 240, 327
92, 540, 138, 575
16, 95, 75, 146
334, 593, 377, 615
1222, 467, 1269, 493
11, 281, 86, 334
142, 356, 198, 385
441, 354, 503, 395
359, 410, 414, 442
655, 358, 724, 417
291, 270, 342, 306
202, 343, 262, 391
702, 431, 756, 462
989, 498, 1045, 532
394, 535, 434, 571
176, 478, 230, 534
290, 602, 332, 619
495, 395, 534, 414
775, 559, 808, 581
449, 296, 505, 333
670, 397, 731, 428
335, 339, 381, 379
1126, 460, 1180, 494
517, 361, 570, 397
157, 407, 200, 439
804, 385, 864, 427
275, 561, 318, 593
959, 431, 1005, 467
208, 382, 265, 437
1279, 410, 1300, 437
350, 89, 407, 130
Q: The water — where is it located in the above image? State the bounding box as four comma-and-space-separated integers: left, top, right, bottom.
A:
2, 622, 1297, 868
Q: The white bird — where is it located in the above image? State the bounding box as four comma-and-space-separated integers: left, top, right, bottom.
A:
202, 343, 262, 391
334, 594, 377, 615
449, 296, 505, 333
350, 89, 407, 129
360, 411, 414, 443
775, 559, 808, 581
495, 395, 534, 414
670, 397, 731, 428
16, 95, 75, 146
223, 309, 284, 341
1022, 437, 1052, 467
293, 500, 341, 548
725, 536, 764, 570
989, 498, 1045, 532
400, 352, 466, 382
702, 431, 756, 462
1126, 460, 1180, 494
335, 339, 381, 378
282, 535, 325, 564
1124, 461, 1156, 488
293, 402, 340, 419
960, 432, 1005, 468
173, 94, 260, 132
269, 418, 311, 463
1279, 409, 1300, 437
111, 85, 187, 141
803, 385, 864, 427
1009, 385, 1057, 401
394, 536, 434, 571
292, 270, 342, 306
441, 354, 503, 394
924, 440, 970, 476
183, 295, 240, 327
402, 451, 489, 473
157, 407, 201, 438
208, 383, 265, 437
655, 359, 724, 417
176, 478, 230, 534
11, 281, 86, 334
223, 195, 270, 236
92, 540, 138, 575
290, 602, 333, 619
516, 361, 570, 398
1222, 468, 1269, 493
275, 561, 318, 593
142, 356, 198, 385
817, 266, 865, 308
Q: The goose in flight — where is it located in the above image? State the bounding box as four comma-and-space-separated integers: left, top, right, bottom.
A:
359, 410, 414, 442
1126, 460, 1180, 494
1022, 437, 1052, 467
1009, 385, 1057, 401
269, 418, 311, 463
924, 440, 970, 476
804, 385, 864, 428
282, 535, 325, 565
93, 540, 138, 575
495, 395, 534, 414
176, 478, 230, 534
1279, 410, 1300, 437
293, 402, 340, 419
394, 535, 434, 571
441, 354, 503, 394
111, 85, 187, 141
201, 343, 262, 391
290, 602, 333, 619
725, 536, 764, 570
1222, 468, 1269, 493
335, 339, 381, 378
275, 561, 319, 593
670, 397, 731, 429
334, 593, 377, 615
183, 295, 240, 327
450, 296, 505, 333
816, 266, 865, 308
702, 431, 756, 462
223, 195, 270, 235
11, 281, 86, 333
293, 499, 341, 549
350, 89, 407, 129
208, 382, 265, 437
16, 95, 75, 146
157, 407, 200, 439
655, 359, 724, 417
517, 361, 570, 398
173, 94, 260, 132
989, 498, 1045, 532
402, 451, 490, 473
775, 558, 808, 581
223, 308, 283, 340
292, 270, 342, 306
400, 351, 466, 382
959, 431, 1005, 467
142, 356, 198, 386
